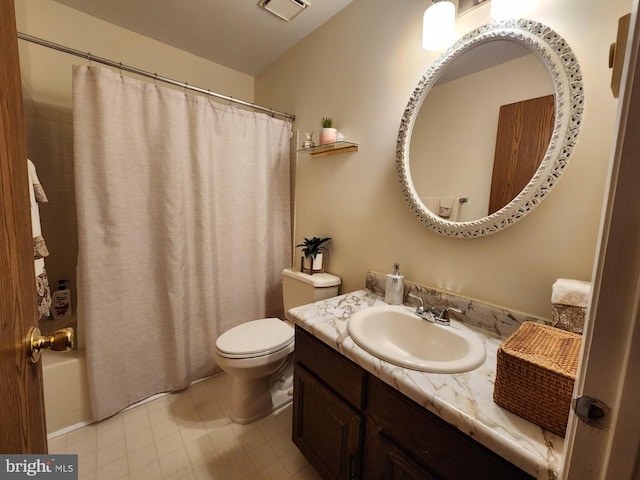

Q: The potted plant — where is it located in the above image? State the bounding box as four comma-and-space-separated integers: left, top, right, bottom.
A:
319, 117, 337, 145
297, 236, 332, 274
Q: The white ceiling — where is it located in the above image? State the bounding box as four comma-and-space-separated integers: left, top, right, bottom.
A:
52, 0, 354, 76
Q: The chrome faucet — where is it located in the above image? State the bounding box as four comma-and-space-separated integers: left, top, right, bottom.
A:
434, 306, 463, 325
408, 292, 427, 316
407, 293, 461, 326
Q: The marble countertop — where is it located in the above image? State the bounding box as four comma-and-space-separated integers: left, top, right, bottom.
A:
288, 289, 564, 480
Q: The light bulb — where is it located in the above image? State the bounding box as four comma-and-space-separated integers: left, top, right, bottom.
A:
422, 1, 456, 51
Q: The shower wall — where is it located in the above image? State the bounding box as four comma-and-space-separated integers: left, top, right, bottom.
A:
23, 86, 78, 338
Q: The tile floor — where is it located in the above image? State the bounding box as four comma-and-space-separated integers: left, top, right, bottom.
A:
47, 373, 321, 479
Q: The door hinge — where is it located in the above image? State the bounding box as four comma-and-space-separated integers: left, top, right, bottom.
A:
572, 395, 610, 429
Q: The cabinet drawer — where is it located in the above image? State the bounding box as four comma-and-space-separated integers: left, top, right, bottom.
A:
367, 377, 533, 480
295, 326, 366, 410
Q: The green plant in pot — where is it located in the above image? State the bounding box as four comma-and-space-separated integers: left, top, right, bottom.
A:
319, 117, 337, 145
297, 236, 332, 274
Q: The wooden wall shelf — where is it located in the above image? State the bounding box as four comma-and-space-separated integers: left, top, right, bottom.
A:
298, 141, 359, 158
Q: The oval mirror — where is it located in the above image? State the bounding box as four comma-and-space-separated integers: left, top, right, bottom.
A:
396, 19, 583, 237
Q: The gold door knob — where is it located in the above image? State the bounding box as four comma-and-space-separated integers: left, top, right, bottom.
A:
27, 327, 74, 364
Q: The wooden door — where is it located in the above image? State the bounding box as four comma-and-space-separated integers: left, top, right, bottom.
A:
0, 0, 48, 453
488, 94, 555, 214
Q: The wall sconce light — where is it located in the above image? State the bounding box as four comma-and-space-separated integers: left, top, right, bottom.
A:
422, 0, 534, 51
422, 0, 456, 51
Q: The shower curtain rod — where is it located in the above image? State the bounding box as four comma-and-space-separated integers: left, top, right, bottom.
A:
17, 32, 296, 122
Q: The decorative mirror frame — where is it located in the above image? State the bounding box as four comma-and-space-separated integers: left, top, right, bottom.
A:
396, 19, 583, 237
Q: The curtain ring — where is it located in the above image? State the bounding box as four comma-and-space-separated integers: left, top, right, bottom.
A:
153, 73, 158, 86
118, 62, 123, 78
86, 52, 92, 66
184, 82, 188, 94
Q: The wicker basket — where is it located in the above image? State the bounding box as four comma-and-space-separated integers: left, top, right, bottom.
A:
493, 322, 581, 436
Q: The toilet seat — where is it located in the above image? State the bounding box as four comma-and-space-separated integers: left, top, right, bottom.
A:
216, 318, 294, 359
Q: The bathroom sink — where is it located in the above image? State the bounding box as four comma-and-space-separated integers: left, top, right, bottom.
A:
347, 305, 486, 373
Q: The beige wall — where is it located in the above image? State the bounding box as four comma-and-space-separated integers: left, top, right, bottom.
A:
14, 0, 254, 108
255, 0, 631, 319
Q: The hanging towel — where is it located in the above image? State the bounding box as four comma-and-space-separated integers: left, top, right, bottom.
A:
27, 159, 51, 319
438, 196, 462, 221
28, 159, 48, 203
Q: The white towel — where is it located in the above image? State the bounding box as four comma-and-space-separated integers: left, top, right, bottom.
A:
28, 159, 51, 319
28, 159, 48, 203
27, 159, 43, 238
438, 196, 462, 221
34, 258, 45, 277
551, 278, 591, 307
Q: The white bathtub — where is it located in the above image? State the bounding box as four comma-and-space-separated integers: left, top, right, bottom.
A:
42, 349, 93, 437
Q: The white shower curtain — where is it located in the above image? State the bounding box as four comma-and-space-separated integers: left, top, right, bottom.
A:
73, 65, 292, 421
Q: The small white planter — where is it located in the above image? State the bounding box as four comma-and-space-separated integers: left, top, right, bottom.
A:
319, 128, 337, 145
301, 253, 324, 274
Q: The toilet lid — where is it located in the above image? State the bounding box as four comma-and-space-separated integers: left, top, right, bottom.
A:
216, 318, 294, 357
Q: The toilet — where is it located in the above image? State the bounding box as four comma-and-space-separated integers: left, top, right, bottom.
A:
214, 268, 341, 424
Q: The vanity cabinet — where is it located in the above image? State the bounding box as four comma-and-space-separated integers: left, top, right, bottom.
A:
293, 365, 363, 479
293, 326, 534, 480
293, 326, 367, 479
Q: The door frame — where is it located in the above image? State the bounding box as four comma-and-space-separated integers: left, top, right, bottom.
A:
562, 2, 640, 478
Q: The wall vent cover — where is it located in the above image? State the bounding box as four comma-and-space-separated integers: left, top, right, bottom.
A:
258, 0, 311, 22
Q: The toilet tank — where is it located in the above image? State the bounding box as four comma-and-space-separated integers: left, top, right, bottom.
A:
281, 268, 341, 319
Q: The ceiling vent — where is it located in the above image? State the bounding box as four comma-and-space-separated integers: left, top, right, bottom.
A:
258, 0, 311, 22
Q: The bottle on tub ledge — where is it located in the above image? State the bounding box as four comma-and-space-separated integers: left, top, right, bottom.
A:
51, 279, 72, 320
384, 263, 404, 305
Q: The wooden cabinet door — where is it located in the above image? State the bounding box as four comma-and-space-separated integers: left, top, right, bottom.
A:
363, 422, 439, 480
367, 377, 533, 480
293, 364, 363, 479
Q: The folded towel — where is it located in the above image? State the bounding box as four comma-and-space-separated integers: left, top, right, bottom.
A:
551, 278, 591, 307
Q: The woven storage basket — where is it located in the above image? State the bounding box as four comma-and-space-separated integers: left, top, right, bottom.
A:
493, 322, 581, 436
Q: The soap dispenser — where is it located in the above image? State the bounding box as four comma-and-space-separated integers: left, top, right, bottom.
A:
384, 263, 404, 305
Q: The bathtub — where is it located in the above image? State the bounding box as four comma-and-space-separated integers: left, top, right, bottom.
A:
42, 349, 93, 437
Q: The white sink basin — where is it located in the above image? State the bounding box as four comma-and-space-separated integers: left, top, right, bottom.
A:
347, 305, 486, 373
